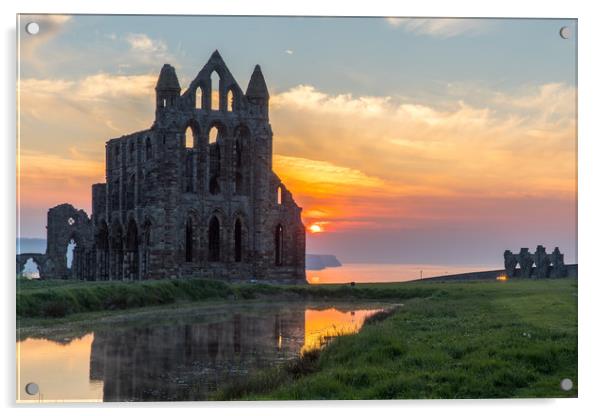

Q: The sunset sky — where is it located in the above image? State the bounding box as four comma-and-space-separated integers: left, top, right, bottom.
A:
17, 15, 577, 265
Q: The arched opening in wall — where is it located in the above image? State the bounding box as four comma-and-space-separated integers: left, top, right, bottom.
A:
195, 86, 203, 109
234, 139, 242, 167
185, 217, 193, 262
66, 238, 76, 270
22, 258, 40, 279
208, 124, 223, 195
145, 137, 152, 160
185, 126, 194, 149
277, 186, 283, 205
209, 126, 218, 144
227, 89, 234, 112
208, 216, 220, 262
126, 219, 139, 280
275, 224, 284, 266
210, 71, 220, 110
163, 98, 167, 108
234, 219, 243, 262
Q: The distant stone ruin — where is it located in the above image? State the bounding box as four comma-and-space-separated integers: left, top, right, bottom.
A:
503, 246, 568, 278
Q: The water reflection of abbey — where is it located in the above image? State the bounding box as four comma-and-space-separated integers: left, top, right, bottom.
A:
89, 309, 305, 401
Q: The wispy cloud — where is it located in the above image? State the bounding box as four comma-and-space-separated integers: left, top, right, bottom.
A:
20, 73, 157, 102
122, 33, 175, 67
125, 33, 167, 54
386, 18, 493, 38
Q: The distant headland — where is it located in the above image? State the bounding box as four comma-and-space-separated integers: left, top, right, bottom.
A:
305, 254, 342, 271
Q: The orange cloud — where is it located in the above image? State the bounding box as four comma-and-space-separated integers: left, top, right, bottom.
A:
271, 84, 576, 199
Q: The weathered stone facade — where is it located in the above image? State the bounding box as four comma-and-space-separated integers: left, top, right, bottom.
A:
503, 246, 567, 278
23, 51, 306, 283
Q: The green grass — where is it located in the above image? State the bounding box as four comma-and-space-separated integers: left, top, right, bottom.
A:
212, 278, 577, 400
16, 278, 440, 319
17, 278, 236, 318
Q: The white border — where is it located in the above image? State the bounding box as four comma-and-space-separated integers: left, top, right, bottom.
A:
3, 1, 601, 415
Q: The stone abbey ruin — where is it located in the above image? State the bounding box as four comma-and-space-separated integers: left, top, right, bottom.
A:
503, 246, 568, 279
18, 51, 306, 283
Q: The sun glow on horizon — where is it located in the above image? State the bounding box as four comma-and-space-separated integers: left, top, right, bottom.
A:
309, 223, 324, 233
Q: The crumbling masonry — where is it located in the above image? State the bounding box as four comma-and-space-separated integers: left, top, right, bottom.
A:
21, 51, 306, 283
503, 246, 567, 278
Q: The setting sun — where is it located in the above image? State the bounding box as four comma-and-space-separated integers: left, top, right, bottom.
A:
309, 223, 324, 233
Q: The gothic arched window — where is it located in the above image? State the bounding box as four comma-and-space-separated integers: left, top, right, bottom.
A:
208, 216, 220, 262
185, 126, 194, 149
195, 86, 203, 109
227, 89, 234, 112
211, 71, 220, 111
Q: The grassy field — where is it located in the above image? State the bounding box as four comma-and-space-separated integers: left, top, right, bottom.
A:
212, 278, 578, 400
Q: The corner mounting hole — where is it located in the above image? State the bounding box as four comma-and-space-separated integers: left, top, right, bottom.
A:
25, 22, 40, 35
25, 382, 39, 395
68, 217, 75, 226
560, 378, 573, 391
559, 26, 571, 40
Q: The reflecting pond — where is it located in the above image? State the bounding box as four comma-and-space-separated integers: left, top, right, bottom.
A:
17, 302, 384, 402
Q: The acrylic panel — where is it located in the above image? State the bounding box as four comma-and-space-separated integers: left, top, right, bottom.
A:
16, 15, 577, 402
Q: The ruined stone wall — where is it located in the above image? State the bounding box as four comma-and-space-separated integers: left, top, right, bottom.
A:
45, 204, 95, 279
503, 245, 568, 278
28, 51, 306, 283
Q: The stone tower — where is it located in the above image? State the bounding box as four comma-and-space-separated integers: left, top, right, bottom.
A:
37, 51, 306, 283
